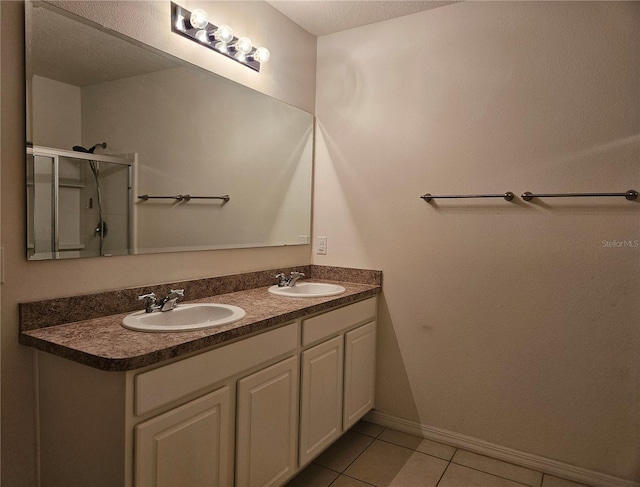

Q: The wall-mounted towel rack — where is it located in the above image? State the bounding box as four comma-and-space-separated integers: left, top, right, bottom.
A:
180, 195, 230, 202
138, 194, 230, 202
521, 190, 637, 201
420, 192, 515, 202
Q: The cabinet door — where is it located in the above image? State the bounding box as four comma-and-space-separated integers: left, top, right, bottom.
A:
299, 335, 344, 467
343, 321, 376, 430
236, 356, 298, 487
135, 386, 232, 487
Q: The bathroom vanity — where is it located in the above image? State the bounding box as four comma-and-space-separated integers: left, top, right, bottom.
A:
20, 267, 381, 487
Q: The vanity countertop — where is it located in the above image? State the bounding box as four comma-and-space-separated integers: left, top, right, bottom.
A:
20, 280, 380, 372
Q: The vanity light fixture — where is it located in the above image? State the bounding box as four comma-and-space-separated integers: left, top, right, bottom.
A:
171, 2, 270, 72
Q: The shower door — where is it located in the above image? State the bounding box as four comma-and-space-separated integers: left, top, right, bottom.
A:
27, 147, 133, 260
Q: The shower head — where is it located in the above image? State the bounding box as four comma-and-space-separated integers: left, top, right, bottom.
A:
72, 142, 107, 154
91, 142, 107, 152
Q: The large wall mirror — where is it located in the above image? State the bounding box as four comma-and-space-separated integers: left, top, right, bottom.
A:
25, 1, 313, 260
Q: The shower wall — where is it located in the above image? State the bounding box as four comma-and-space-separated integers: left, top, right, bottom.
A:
81, 160, 131, 257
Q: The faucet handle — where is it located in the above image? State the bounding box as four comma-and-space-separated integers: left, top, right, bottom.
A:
288, 271, 305, 287
138, 292, 156, 302
168, 289, 185, 305
275, 273, 287, 286
157, 289, 185, 312
138, 292, 158, 313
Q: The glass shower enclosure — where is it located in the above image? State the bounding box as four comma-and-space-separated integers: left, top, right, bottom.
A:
27, 146, 133, 260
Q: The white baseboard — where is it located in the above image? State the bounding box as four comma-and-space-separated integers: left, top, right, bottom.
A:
364, 410, 638, 487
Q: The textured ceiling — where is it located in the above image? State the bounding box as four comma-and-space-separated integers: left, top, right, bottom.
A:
29, 4, 179, 87
265, 0, 459, 36
29, 1, 459, 87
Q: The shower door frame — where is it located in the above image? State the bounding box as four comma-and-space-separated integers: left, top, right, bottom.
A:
27, 146, 133, 260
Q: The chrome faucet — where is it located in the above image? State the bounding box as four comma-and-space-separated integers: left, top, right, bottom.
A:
159, 289, 185, 311
138, 289, 185, 313
275, 271, 305, 287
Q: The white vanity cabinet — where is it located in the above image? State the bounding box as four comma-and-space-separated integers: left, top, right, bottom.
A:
343, 321, 377, 430
299, 336, 344, 466
299, 297, 377, 468
132, 323, 299, 487
37, 323, 298, 487
135, 387, 232, 487
236, 356, 299, 487
36, 295, 377, 487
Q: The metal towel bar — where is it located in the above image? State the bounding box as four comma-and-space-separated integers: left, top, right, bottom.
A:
138, 194, 230, 202
420, 192, 515, 202
420, 190, 638, 202
521, 190, 637, 201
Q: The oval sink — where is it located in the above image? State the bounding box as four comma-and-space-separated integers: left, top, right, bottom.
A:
268, 282, 346, 298
122, 303, 246, 332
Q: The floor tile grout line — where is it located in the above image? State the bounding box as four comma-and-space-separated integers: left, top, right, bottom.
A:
434, 457, 454, 487
313, 463, 345, 475
340, 435, 457, 487
453, 448, 546, 479
313, 431, 380, 477
373, 427, 386, 438
449, 461, 538, 487
367, 436, 459, 465
380, 425, 561, 484
301, 423, 593, 487
338, 434, 378, 475
374, 436, 457, 462
352, 425, 387, 440
336, 472, 378, 486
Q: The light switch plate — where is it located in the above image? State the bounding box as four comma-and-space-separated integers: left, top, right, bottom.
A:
317, 236, 327, 255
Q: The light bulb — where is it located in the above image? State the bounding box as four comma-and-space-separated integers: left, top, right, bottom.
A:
175, 14, 186, 31
189, 9, 208, 29
214, 41, 229, 53
195, 29, 209, 43
253, 47, 270, 63
214, 24, 234, 44
235, 37, 253, 55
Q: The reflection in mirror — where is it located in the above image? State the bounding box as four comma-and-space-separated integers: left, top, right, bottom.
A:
25, 1, 313, 260
27, 147, 133, 260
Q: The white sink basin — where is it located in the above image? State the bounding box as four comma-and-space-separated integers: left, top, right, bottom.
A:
268, 282, 346, 298
122, 303, 246, 332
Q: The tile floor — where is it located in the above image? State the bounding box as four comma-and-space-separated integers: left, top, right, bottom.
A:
285, 421, 592, 487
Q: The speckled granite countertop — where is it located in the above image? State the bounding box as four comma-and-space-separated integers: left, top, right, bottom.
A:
19, 267, 381, 371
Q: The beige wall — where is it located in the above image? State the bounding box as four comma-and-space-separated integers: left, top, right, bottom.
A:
31, 75, 81, 149
1, 1, 315, 484
314, 1, 639, 482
